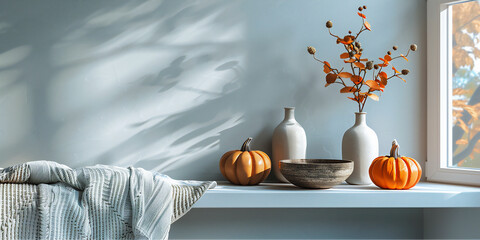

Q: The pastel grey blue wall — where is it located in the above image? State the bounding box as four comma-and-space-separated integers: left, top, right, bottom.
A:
170, 208, 424, 239
424, 208, 480, 239
171, 208, 480, 239
0, 0, 426, 180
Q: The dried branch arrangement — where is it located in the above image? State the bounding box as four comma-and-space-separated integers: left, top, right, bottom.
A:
307, 5, 417, 112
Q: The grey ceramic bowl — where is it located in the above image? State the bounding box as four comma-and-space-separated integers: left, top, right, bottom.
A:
279, 159, 354, 189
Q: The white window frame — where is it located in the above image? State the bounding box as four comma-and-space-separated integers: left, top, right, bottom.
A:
427, 0, 480, 186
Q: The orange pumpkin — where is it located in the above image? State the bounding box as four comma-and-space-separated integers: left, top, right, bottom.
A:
219, 138, 271, 185
369, 140, 422, 189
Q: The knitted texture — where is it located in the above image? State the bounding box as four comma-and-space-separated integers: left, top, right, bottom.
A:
0, 161, 216, 239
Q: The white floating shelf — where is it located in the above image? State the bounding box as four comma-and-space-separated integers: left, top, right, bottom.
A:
194, 181, 480, 208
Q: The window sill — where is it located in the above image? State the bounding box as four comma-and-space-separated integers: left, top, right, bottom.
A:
194, 181, 480, 208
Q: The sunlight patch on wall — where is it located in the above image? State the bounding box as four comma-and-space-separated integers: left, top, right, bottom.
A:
117, 112, 244, 172
0, 44, 31, 155
86, 1, 164, 27
160, 10, 243, 45
46, 0, 247, 169
0, 70, 21, 89
0, 46, 31, 69
0, 83, 31, 150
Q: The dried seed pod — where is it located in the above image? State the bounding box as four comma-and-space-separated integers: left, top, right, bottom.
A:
401, 69, 410, 75
366, 61, 373, 70
363, 5, 367, 9
326, 21, 333, 28
393, 46, 398, 50
387, 51, 392, 55
374, 64, 379, 70
410, 44, 417, 51
307, 46, 316, 55
355, 42, 361, 48
349, 31, 352, 34
359, 48, 363, 52
349, 51, 355, 58
358, 6, 363, 11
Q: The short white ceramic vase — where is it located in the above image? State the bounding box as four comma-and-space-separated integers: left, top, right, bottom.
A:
342, 112, 378, 185
272, 107, 307, 182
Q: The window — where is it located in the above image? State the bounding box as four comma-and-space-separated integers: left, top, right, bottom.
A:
427, 0, 480, 186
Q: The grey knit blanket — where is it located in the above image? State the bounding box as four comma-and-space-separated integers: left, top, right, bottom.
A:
0, 161, 216, 239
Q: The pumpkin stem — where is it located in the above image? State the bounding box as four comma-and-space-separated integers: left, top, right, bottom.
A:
241, 137, 253, 152
390, 139, 400, 158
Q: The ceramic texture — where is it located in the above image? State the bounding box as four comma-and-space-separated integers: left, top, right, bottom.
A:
342, 112, 378, 185
279, 159, 353, 189
272, 107, 307, 182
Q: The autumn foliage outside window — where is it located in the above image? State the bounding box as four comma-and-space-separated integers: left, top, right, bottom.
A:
307, 5, 417, 112
451, 1, 480, 169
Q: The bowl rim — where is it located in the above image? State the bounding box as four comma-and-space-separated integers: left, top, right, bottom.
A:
279, 159, 353, 165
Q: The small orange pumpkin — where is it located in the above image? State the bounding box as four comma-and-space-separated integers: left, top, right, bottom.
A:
369, 140, 422, 190
219, 138, 271, 185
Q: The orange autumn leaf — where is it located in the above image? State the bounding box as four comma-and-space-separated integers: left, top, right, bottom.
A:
340, 52, 350, 59
453, 100, 468, 108
354, 53, 362, 59
401, 54, 408, 61
360, 58, 369, 61
392, 66, 400, 74
324, 66, 331, 73
354, 62, 365, 69
365, 80, 378, 88
340, 86, 358, 93
384, 55, 392, 61
351, 75, 363, 84
326, 73, 338, 84
379, 57, 390, 65
379, 71, 388, 81
358, 12, 366, 19
323, 61, 331, 73
456, 139, 468, 145
344, 58, 356, 63
457, 119, 469, 133
339, 35, 355, 45
376, 79, 386, 88
367, 93, 379, 101
380, 78, 388, 86
338, 72, 353, 78
347, 97, 359, 102
358, 94, 365, 103
378, 72, 388, 86
365, 80, 384, 91
378, 63, 388, 67
364, 21, 371, 31
453, 88, 474, 96
463, 106, 478, 120
396, 75, 406, 82
325, 83, 332, 87
340, 40, 354, 45
348, 95, 365, 103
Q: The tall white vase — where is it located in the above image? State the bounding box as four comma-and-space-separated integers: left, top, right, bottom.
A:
272, 107, 307, 182
342, 112, 378, 185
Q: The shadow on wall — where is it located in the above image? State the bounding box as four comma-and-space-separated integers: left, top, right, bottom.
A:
0, 0, 426, 180
0, 0, 254, 179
